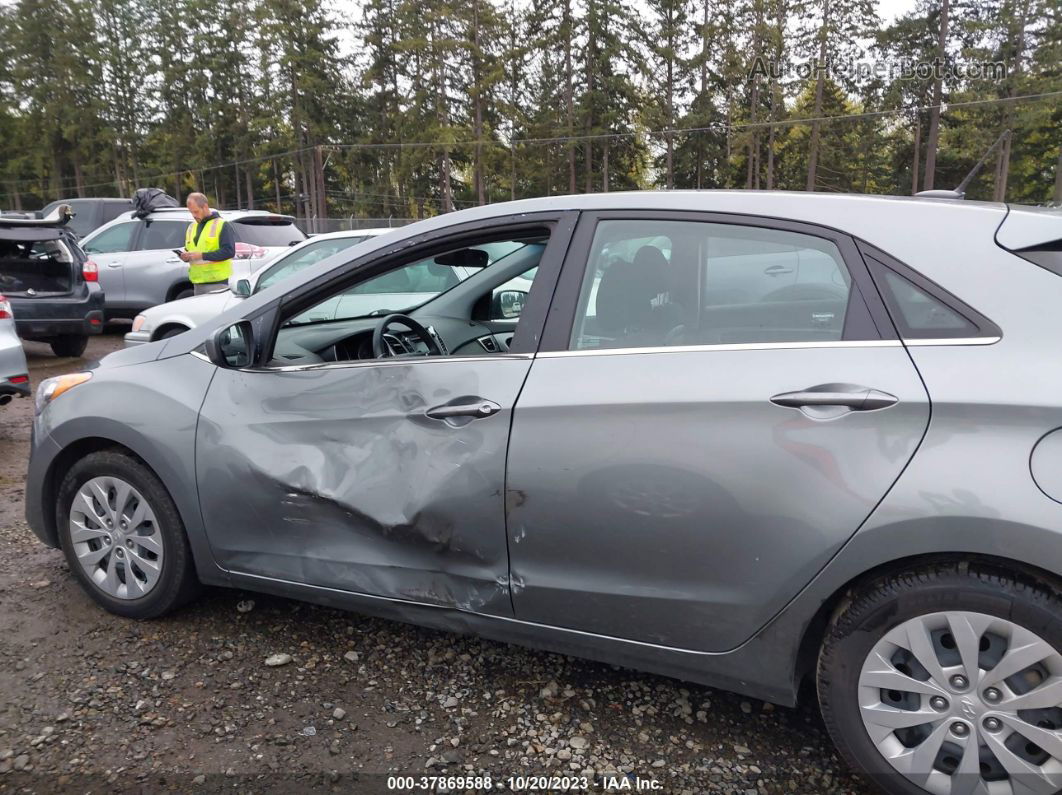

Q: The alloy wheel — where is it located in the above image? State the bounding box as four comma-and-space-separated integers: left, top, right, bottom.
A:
859, 610, 1062, 794
68, 476, 164, 599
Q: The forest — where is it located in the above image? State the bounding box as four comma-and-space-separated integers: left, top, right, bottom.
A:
0, 0, 1059, 225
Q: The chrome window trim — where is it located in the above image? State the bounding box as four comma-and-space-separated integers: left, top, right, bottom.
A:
193, 336, 999, 370
538, 340, 903, 358
248, 353, 534, 373
901, 336, 1001, 347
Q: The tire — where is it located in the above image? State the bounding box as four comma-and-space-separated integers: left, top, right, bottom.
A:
49, 334, 89, 358
158, 326, 188, 340
173, 286, 193, 301
818, 560, 1062, 795
56, 450, 201, 618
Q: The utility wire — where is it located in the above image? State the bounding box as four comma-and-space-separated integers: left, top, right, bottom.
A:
4, 89, 1060, 193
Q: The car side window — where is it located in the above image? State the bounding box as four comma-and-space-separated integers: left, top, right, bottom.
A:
879, 269, 977, 336
83, 221, 138, 255
140, 220, 187, 251
570, 220, 852, 350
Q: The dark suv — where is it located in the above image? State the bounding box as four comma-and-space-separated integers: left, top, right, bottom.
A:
39, 198, 131, 239
0, 205, 104, 357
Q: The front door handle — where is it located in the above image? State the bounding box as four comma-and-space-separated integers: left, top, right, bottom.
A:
426, 398, 501, 422
764, 265, 793, 276
770, 384, 898, 411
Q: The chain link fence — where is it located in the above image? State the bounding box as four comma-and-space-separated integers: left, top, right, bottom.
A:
297, 217, 418, 235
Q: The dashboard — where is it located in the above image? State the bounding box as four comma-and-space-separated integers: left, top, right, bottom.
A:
270, 314, 517, 367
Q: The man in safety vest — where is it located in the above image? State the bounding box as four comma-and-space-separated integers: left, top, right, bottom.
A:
178, 193, 235, 295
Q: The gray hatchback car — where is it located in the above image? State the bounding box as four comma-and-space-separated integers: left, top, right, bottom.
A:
24, 191, 1062, 794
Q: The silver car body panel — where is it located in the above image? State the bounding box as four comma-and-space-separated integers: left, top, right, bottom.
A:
507, 343, 930, 652
0, 314, 29, 397
26, 191, 1062, 706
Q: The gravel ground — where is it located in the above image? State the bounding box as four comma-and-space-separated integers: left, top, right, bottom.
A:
0, 331, 869, 794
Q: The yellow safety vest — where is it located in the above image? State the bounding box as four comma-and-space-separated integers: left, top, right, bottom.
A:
184, 217, 233, 284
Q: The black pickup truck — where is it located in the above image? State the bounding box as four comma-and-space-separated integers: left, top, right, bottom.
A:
0, 205, 105, 357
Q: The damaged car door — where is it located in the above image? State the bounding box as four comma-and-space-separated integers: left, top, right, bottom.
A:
194, 217, 571, 616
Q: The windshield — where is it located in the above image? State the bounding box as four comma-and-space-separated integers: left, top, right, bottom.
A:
284, 241, 539, 326
255, 236, 369, 293
232, 219, 306, 247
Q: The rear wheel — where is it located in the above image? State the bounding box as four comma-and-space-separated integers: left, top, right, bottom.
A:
173, 285, 193, 301
49, 334, 88, 358
56, 450, 200, 618
818, 562, 1062, 795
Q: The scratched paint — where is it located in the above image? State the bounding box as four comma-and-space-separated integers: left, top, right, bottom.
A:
195, 356, 536, 618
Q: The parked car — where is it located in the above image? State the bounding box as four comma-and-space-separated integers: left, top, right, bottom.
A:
123, 228, 392, 345
39, 198, 131, 239
0, 205, 105, 357
25, 191, 1062, 795
0, 294, 29, 405
122, 229, 526, 346
79, 208, 305, 318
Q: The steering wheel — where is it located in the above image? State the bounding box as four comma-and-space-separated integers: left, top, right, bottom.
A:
372, 313, 443, 358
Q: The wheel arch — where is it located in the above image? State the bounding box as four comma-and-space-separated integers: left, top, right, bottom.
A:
39, 431, 221, 585
792, 551, 1062, 703
165, 280, 193, 303
151, 323, 191, 341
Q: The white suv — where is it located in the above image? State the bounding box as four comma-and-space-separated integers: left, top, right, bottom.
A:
80, 208, 305, 318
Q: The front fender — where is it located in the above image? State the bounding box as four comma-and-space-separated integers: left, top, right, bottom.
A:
29, 353, 225, 584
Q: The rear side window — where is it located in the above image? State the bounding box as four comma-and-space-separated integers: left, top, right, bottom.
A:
1012, 242, 1062, 276
232, 219, 306, 247
859, 243, 1000, 340
140, 220, 187, 250
83, 221, 138, 254
570, 219, 853, 350
879, 270, 975, 335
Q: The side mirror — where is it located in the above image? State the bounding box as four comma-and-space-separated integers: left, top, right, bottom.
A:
231, 279, 251, 297
491, 289, 527, 320
204, 321, 254, 368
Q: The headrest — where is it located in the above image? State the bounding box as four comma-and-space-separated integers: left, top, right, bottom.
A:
594, 246, 669, 334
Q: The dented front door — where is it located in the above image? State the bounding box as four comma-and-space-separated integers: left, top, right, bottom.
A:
195, 356, 532, 616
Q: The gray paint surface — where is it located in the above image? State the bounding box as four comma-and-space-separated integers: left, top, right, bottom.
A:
196, 356, 534, 616
507, 344, 928, 651
0, 313, 29, 395
23, 190, 1062, 708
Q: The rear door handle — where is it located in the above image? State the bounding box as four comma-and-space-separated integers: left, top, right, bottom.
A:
106, 261, 122, 268
426, 398, 501, 421
770, 385, 898, 411
764, 265, 793, 276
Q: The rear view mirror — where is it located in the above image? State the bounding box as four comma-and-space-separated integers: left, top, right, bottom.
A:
435, 248, 489, 269
231, 279, 251, 297
205, 321, 254, 368
492, 289, 527, 320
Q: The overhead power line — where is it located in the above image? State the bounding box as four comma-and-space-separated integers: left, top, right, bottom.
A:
4, 89, 1059, 194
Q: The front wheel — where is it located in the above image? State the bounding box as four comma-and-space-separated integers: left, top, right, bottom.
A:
818, 561, 1062, 795
49, 334, 88, 358
56, 450, 201, 618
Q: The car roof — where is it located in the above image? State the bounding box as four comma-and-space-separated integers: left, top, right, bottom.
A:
43, 197, 130, 208
108, 208, 298, 223
306, 227, 392, 240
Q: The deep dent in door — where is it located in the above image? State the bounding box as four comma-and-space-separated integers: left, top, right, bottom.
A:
196, 359, 532, 616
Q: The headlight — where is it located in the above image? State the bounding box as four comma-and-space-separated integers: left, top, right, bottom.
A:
131, 314, 149, 333
35, 372, 92, 415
